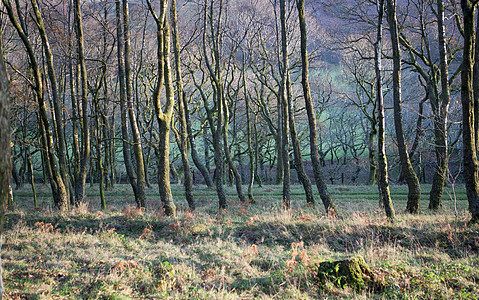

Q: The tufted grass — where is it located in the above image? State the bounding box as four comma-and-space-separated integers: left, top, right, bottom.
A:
2, 183, 478, 299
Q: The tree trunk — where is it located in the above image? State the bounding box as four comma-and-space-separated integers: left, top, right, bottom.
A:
286, 75, 315, 205
386, 0, 421, 214
279, 0, 291, 209
123, 0, 147, 208
368, 125, 378, 185
243, 60, 255, 203
3, 0, 69, 210
376, 0, 395, 220
32, 0, 71, 205
296, 0, 337, 212
171, 0, 195, 210
72, 0, 90, 205
461, 0, 479, 224
0, 34, 10, 297
147, 0, 177, 216
116, 0, 140, 206
429, 0, 451, 210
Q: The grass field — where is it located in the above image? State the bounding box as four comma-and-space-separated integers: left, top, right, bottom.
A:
3, 183, 478, 299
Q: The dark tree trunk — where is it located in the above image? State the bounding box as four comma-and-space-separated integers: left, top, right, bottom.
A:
297, 0, 337, 212
461, 0, 479, 224
73, 0, 90, 206
0, 33, 10, 296
386, 0, 421, 214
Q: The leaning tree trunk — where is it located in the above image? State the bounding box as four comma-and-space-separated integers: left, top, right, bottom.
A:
123, 0, 147, 208
376, 0, 395, 220
286, 75, 315, 205
32, 0, 71, 205
296, 0, 337, 213
386, 0, 420, 214
0, 32, 11, 296
2, 0, 69, 210
461, 0, 479, 224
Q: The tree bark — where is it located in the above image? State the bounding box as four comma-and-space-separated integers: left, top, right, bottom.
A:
279, 0, 291, 209
72, 0, 90, 205
376, 0, 395, 220
429, 0, 451, 210
461, 0, 479, 224
286, 75, 315, 205
147, 0, 177, 216
0, 30, 11, 296
386, 0, 421, 214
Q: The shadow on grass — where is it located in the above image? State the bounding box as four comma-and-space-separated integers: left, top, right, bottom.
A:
234, 221, 479, 257
5, 211, 479, 258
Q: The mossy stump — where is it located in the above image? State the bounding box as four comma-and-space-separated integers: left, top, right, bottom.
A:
316, 255, 374, 292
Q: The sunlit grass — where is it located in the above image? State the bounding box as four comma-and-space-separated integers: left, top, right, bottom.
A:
3, 183, 477, 299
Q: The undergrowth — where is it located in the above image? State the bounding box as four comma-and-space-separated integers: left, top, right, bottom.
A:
2, 184, 478, 299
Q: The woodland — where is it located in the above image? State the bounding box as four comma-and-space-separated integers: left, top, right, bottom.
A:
0, 0, 478, 298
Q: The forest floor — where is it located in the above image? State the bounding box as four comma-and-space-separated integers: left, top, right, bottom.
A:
2, 183, 479, 299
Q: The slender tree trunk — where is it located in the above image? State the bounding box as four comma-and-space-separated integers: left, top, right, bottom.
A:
222, 104, 246, 202
116, 0, 140, 206
171, 0, 195, 210
279, 0, 291, 209
429, 0, 451, 210
31, 0, 71, 205
461, 0, 479, 224
123, 0, 147, 208
0, 33, 10, 297
475, 9, 479, 147
185, 101, 213, 187
286, 75, 315, 205
386, 0, 420, 214
376, 0, 395, 220
243, 59, 255, 203
28, 154, 37, 208
3, 0, 69, 210
368, 124, 378, 185
296, 0, 337, 212
73, 0, 90, 205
